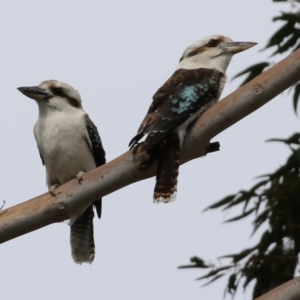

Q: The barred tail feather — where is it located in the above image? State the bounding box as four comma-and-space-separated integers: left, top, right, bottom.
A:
70, 205, 95, 264
154, 133, 180, 203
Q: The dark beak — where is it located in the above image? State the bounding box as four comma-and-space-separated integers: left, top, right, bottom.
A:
17, 86, 53, 101
221, 41, 257, 54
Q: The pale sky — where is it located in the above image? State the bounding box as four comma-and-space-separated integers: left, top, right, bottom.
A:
1, 1, 297, 299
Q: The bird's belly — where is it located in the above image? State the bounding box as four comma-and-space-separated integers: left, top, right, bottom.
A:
37, 121, 95, 186
45, 147, 95, 185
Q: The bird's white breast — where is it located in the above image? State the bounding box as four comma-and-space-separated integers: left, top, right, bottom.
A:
34, 109, 95, 187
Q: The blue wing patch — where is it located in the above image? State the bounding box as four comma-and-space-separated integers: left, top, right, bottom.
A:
171, 84, 209, 114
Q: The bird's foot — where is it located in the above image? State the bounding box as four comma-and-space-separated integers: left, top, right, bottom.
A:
76, 171, 86, 184
133, 141, 143, 148
49, 184, 60, 196
141, 148, 161, 169
131, 141, 145, 154
139, 152, 156, 169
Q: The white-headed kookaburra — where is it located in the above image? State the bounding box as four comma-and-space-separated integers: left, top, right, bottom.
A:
129, 35, 256, 203
18, 80, 106, 264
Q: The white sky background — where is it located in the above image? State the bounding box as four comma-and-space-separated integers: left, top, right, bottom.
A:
0, 1, 297, 299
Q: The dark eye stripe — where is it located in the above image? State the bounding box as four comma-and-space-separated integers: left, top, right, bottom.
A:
51, 86, 82, 108
185, 47, 207, 58
66, 97, 82, 108
183, 37, 223, 60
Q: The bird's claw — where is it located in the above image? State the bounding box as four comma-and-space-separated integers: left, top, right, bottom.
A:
76, 171, 86, 184
49, 184, 59, 196
133, 141, 143, 147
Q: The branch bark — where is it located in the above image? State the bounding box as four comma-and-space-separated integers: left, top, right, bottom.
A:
1, 49, 300, 244
255, 276, 300, 300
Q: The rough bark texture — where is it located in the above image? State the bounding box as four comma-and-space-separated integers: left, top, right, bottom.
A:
255, 276, 300, 300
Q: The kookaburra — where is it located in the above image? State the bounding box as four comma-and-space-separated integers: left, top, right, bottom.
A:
129, 34, 256, 203
18, 80, 106, 264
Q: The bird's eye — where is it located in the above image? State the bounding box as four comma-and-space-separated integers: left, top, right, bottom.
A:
207, 39, 219, 47
52, 87, 63, 95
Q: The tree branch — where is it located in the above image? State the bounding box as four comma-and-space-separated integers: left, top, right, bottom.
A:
1, 49, 300, 244
255, 276, 300, 300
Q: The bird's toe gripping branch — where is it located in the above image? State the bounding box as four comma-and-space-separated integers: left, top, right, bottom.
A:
75, 171, 86, 184
49, 184, 60, 196
138, 148, 160, 170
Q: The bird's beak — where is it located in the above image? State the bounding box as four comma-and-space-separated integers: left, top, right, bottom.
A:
221, 41, 257, 54
17, 86, 53, 101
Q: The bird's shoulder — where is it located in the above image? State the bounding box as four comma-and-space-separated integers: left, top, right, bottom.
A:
150, 68, 222, 111
84, 114, 106, 167
134, 68, 224, 149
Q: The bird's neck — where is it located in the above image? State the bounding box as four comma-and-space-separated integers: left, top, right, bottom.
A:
177, 54, 232, 73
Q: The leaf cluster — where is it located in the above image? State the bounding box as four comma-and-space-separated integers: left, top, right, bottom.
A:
180, 134, 300, 298
233, 0, 300, 112
181, 1, 300, 298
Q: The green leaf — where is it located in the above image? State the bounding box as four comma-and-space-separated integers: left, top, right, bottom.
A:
265, 22, 294, 50
196, 266, 233, 280
257, 231, 274, 253
224, 191, 255, 210
232, 62, 269, 86
252, 209, 270, 234
293, 83, 300, 114
178, 256, 210, 269
221, 248, 256, 264
226, 274, 238, 295
273, 12, 300, 23
201, 274, 225, 286
225, 208, 256, 223
203, 194, 236, 211
274, 31, 300, 55
267, 133, 300, 145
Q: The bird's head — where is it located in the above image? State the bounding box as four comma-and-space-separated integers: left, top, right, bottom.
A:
18, 80, 82, 112
178, 35, 256, 73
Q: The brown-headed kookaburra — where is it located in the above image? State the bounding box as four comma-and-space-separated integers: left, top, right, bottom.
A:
18, 80, 106, 264
129, 35, 256, 203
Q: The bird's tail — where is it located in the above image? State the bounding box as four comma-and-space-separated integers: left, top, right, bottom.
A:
154, 133, 180, 203
70, 205, 95, 264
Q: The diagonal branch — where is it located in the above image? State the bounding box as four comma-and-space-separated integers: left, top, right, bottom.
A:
1, 49, 300, 244
255, 275, 300, 300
